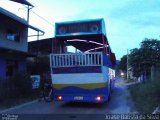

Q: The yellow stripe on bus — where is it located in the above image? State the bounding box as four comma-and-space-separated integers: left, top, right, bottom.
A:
52, 82, 108, 89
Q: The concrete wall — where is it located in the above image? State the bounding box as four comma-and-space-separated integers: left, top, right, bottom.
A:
0, 14, 28, 52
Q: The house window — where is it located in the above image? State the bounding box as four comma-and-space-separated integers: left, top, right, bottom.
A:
7, 29, 20, 42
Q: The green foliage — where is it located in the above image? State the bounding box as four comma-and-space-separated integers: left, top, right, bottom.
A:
129, 38, 160, 77
129, 77, 160, 113
129, 48, 143, 77
117, 55, 127, 72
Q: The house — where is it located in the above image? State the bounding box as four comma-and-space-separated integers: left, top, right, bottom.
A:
28, 38, 66, 55
0, 5, 44, 79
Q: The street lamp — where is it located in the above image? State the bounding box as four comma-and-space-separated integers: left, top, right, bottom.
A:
120, 72, 124, 77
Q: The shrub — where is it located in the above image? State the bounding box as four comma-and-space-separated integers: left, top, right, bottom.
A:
129, 76, 160, 113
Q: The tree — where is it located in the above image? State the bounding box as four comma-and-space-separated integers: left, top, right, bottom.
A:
129, 38, 160, 77
117, 55, 127, 72
129, 48, 144, 77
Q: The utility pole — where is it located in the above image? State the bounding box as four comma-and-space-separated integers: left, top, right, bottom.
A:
27, 5, 34, 23
27, 5, 30, 23
127, 49, 129, 81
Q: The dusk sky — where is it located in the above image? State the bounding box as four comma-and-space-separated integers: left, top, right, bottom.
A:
0, 0, 160, 59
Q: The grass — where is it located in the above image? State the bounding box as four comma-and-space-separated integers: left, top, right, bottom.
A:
128, 76, 160, 113
125, 78, 137, 83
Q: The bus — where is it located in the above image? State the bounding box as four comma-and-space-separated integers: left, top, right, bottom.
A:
50, 18, 116, 103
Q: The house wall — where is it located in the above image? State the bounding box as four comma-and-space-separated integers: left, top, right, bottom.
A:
0, 57, 6, 80
0, 14, 28, 52
18, 60, 26, 72
28, 38, 62, 54
0, 13, 28, 79
0, 57, 26, 79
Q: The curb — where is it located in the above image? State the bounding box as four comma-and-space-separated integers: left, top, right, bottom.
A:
0, 100, 37, 113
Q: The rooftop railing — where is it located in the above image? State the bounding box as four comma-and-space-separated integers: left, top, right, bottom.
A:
50, 52, 103, 68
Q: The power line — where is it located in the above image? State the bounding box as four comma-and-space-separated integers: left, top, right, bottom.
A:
1, 1, 54, 27
30, 10, 54, 27
19, 4, 54, 27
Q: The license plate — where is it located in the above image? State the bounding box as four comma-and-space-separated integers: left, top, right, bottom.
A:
74, 96, 83, 100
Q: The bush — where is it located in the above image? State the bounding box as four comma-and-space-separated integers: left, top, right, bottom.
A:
129, 77, 160, 113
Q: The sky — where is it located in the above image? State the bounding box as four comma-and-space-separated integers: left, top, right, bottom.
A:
0, 0, 160, 60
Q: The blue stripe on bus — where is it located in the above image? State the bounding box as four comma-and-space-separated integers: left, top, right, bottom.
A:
52, 66, 101, 74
